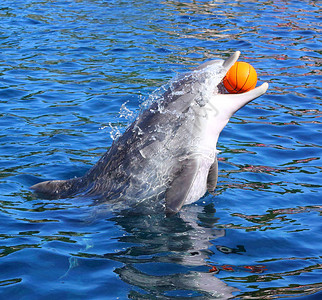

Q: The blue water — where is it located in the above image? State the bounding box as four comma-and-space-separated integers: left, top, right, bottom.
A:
0, 0, 321, 299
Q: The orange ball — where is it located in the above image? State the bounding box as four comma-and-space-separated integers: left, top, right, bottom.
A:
223, 61, 258, 94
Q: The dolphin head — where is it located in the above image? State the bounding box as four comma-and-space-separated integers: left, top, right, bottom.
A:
206, 51, 268, 112
188, 51, 269, 144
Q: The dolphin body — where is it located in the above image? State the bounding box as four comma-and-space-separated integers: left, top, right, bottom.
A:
31, 51, 268, 215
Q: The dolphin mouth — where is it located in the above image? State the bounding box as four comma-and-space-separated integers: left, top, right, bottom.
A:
218, 51, 269, 98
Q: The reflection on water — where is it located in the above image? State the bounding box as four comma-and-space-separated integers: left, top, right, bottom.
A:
84, 204, 239, 299
0, 199, 321, 298
61, 203, 322, 299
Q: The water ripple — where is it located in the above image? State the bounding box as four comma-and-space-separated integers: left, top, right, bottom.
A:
0, 0, 321, 299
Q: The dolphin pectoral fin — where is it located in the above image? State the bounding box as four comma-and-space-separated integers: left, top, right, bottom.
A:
207, 159, 218, 194
165, 159, 199, 216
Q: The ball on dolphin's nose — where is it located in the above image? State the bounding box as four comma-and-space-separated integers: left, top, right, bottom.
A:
223, 61, 257, 94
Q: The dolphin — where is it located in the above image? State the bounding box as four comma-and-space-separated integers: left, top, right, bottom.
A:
31, 51, 268, 215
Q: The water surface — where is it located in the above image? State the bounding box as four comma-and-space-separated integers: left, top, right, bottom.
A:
0, 0, 321, 299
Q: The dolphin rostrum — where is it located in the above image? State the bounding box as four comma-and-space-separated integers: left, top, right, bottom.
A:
31, 51, 268, 215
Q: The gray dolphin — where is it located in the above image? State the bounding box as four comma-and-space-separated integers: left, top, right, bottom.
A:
31, 51, 268, 215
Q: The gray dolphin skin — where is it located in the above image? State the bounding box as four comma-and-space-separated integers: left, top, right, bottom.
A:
31, 51, 269, 215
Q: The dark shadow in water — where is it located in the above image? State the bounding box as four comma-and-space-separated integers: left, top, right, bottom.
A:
95, 204, 239, 299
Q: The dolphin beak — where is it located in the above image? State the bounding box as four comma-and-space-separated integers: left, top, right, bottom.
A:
222, 51, 240, 71
217, 82, 269, 117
